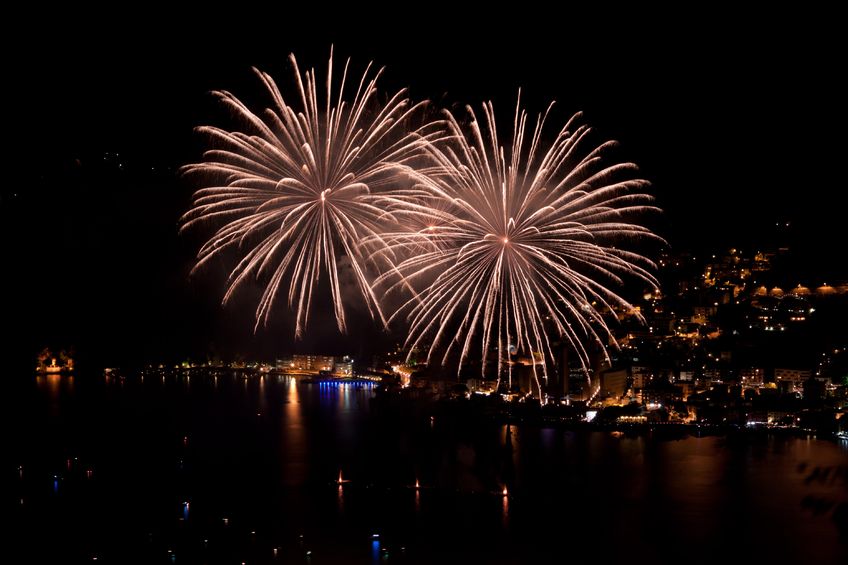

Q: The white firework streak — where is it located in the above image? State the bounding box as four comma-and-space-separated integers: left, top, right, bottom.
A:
181, 49, 440, 338
373, 94, 662, 396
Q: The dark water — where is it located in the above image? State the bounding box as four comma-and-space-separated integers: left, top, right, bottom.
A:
8, 372, 848, 564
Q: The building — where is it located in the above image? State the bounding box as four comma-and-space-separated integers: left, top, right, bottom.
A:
334, 356, 354, 376
275, 357, 294, 371
678, 370, 695, 382
775, 367, 812, 388
600, 368, 628, 399
642, 379, 683, 406
292, 355, 334, 373
631, 366, 652, 389
740, 367, 764, 386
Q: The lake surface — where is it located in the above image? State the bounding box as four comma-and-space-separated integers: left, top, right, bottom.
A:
8, 371, 848, 563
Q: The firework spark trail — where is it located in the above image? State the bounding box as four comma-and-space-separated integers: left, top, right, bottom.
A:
180, 50, 440, 337
373, 94, 662, 395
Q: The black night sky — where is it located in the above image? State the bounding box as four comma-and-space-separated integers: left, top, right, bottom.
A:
2, 10, 845, 367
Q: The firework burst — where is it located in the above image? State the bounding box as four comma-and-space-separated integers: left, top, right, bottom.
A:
374, 95, 662, 394
181, 50, 438, 337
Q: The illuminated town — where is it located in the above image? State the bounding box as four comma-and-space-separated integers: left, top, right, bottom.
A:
121, 246, 846, 438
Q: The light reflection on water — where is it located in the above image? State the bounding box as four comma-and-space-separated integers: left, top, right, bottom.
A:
13, 371, 848, 563
283, 376, 306, 486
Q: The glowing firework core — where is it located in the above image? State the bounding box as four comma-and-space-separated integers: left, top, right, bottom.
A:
181, 50, 439, 337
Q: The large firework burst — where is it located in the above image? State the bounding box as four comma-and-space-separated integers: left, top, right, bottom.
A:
374, 95, 662, 393
181, 51, 436, 337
